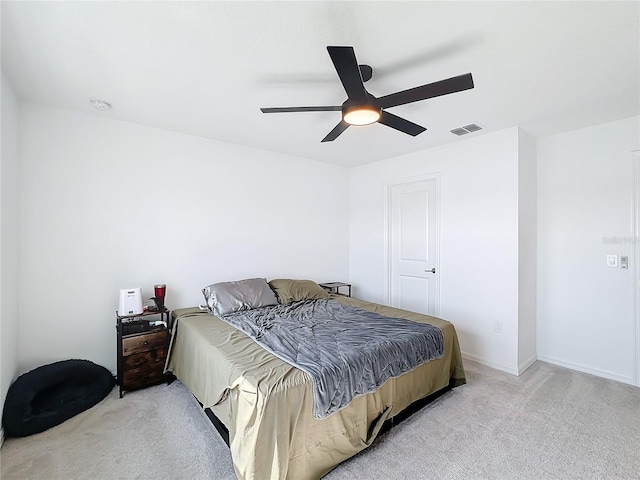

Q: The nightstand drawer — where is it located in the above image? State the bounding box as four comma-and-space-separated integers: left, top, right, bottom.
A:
122, 348, 167, 370
122, 367, 166, 390
122, 331, 167, 356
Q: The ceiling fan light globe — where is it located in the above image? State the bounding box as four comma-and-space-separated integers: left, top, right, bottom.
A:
343, 107, 381, 126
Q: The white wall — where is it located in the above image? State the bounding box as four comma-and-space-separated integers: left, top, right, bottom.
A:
537, 115, 639, 384
17, 102, 350, 375
350, 127, 524, 373
517, 129, 537, 372
11, 98, 638, 392
1, 73, 20, 422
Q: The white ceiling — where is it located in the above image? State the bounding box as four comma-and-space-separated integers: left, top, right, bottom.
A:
2, 1, 639, 167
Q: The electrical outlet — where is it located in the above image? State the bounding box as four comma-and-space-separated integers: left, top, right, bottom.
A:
494, 320, 504, 333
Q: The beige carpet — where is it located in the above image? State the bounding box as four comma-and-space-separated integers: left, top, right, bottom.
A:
2, 360, 639, 480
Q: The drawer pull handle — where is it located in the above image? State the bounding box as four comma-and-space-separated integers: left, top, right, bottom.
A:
143, 341, 149, 345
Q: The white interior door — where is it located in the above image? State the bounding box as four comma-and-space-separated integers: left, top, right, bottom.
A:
387, 178, 439, 316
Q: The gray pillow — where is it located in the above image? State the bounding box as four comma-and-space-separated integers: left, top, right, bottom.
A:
202, 278, 278, 317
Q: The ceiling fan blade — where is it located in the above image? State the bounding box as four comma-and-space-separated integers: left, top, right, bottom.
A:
261, 106, 342, 113
327, 46, 368, 102
378, 111, 426, 136
321, 120, 350, 142
378, 73, 474, 109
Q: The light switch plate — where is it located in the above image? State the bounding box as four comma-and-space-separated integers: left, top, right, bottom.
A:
607, 254, 618, 267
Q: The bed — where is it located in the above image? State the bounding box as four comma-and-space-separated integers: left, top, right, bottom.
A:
165, 279, 465, 480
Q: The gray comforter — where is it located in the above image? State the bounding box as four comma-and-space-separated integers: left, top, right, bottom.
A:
221, 298, 444, 418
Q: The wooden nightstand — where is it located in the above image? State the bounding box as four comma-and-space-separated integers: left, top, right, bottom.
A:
116, 309, 171, 398
319, 282, 352, 297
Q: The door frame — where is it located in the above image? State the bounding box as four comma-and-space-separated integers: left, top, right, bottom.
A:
633, 151, 640, 386
383, 173, 441, 316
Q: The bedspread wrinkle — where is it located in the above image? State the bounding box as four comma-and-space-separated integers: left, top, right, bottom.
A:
221, 298, 444, 418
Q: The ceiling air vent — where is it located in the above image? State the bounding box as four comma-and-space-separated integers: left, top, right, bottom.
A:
463, 123, 482, 132
451, 123, 483, 136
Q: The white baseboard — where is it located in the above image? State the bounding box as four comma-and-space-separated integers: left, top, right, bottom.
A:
517, 355, 538, 375
462, 351, 520, 376
463, 351, 634, 385
463, 352, 538, 377
537, 354, 634, 385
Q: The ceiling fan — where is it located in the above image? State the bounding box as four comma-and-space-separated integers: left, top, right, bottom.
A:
260, 46, 475, 142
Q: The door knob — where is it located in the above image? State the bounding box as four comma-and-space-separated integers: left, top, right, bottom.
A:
425, 268, 436, 274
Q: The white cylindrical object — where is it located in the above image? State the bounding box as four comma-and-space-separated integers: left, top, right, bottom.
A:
118, 288, 143, 316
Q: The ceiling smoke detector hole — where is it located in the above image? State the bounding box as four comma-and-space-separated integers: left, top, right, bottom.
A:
89, 98, 112, 111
